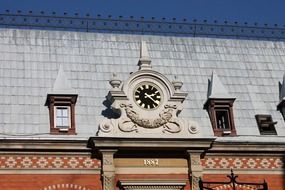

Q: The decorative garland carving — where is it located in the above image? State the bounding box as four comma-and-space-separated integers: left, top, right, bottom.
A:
118, 103, 182, 133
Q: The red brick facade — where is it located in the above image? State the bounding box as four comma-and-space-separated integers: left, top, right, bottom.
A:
0, 174, 102, 190
0, 154, 284, 189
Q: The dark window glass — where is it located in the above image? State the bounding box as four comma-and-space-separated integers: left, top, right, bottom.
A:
216, 110, 229, 130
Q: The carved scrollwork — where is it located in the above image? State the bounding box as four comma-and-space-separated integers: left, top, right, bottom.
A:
118, 118, 138, 132
99, 119, 114, 133
163, 119, 182, 133
120, 103, 178, 129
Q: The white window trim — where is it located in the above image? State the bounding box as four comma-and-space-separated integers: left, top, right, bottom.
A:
54, 106, 71, 132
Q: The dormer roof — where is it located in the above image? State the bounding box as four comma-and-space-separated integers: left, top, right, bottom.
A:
49, 65, 77, 95
207, 71, 235, 99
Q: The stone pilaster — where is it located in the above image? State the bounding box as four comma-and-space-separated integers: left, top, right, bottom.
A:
187, 151, 203, 190
100, 149, 117, 190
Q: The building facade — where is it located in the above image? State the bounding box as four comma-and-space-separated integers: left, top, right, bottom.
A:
0, 13, 285, 190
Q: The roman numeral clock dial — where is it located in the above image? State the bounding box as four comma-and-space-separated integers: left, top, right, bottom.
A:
134, 83, 162, 110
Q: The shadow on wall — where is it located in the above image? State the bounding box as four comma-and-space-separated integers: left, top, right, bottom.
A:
101, 96, 120, 119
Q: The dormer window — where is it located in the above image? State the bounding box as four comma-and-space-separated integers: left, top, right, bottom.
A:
45, 65, 78, 135
204, 99, 236, 136
45, 95, 77, 135
204, 71, 237, 137
255, 114, 277, 135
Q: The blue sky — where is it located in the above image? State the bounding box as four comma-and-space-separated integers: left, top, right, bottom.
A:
0, 0, 284, 26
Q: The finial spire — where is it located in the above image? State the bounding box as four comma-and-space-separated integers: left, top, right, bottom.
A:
207, 70, 233, 99
138, 41, 152, 70
50, 64, 76, 94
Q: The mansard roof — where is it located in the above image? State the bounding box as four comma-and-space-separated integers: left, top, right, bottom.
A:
0, 28, 285, 140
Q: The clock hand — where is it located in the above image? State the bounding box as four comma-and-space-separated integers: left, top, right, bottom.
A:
149, 93, 157, 97
144, 93, 156, 103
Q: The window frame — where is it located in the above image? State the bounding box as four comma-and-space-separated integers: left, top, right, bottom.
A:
215, 108, 230, 130
204, 98, 236, 136
255, 114, 277, 135
54, 106, 71, 131
45, 94, 77, 135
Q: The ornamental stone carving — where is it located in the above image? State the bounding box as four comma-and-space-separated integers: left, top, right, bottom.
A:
97, 41, 201, 138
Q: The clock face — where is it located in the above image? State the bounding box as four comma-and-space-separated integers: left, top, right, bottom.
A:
134, 83, 162, 110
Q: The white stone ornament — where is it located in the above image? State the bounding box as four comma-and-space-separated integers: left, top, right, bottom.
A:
98, 41, 201, 138
109, 73, 122, 90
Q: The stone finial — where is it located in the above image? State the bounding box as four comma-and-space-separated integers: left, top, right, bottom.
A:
207, 70, 233, 99
140, 41, 150, 59
109, 73, 122, 90
138, 41, 152, 70
172, 76, 183, 92
51, 64, 76, 94
279, 73, 285, 100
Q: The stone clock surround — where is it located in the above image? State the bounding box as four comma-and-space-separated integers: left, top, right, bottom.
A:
97, 41, 201, 138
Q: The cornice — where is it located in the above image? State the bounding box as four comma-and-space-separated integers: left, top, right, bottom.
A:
209, 140, 285, 153
88, 137, 215, 151
0, 139, 89, 152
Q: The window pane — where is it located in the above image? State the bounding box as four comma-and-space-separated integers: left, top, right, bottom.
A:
216, 110, 229, 129
56, 107, 69, 127
56, 117, 63, 126
56, 109, 62, 117
62, 118, 68, 126
62, 109, 68, 117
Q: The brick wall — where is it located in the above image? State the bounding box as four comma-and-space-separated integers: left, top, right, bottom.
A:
0, 174, 102, 190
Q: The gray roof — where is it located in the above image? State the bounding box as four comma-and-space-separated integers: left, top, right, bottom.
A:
0, 28, 285, 140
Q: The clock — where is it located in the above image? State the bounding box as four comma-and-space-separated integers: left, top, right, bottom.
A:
134, 83, 162, 110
